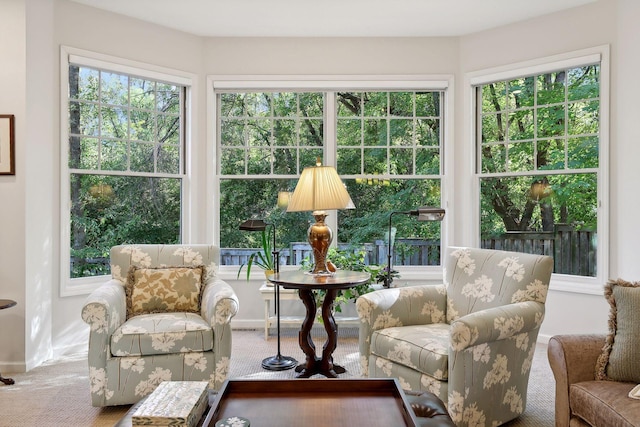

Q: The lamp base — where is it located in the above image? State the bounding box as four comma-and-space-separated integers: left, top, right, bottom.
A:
308, 211, 332, 275
261, 354, 298, 371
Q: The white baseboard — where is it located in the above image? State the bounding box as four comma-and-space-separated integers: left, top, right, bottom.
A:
53, 342, 87, 359
537, 334, 551, 345
0, 360, 27, 374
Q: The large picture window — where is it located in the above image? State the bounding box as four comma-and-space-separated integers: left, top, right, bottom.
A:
215, 80, 448, 274
474, 49, 608, 284
61, 48, 191, 294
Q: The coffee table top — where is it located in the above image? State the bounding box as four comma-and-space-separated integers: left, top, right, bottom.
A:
267, 270, 370, 290
204, 378, 419, 426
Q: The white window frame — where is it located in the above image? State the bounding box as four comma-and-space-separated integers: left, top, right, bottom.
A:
208, 75, 454, 283
59, 46, 197, 297
466, 45, 610, 295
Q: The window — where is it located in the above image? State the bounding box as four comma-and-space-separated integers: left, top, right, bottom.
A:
473, 47, 609, 286
214, 78, 449, 274
61, 47, 192, 295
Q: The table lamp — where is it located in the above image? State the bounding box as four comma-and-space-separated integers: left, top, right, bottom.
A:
286, 159, 355, 275
239, 218, 297, 371
384, 206, 445, 287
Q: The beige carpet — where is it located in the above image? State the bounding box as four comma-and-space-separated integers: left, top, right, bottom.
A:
0, 328, 554, 426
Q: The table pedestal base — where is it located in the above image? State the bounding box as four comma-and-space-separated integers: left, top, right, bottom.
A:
0, 373, 15, 386
295, 288, 344, 378
295, 361, 345, 378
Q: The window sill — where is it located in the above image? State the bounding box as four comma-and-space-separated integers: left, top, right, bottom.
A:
549, 274, 604, 296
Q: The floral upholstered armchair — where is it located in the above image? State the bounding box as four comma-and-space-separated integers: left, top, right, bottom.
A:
81, 244, 239, 407
356, 247, 553, 427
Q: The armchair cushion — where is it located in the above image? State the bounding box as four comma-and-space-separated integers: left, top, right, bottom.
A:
596, 278, 640, 383
126, 265, 206, 318
111, 312, 214, 357
570, 380, 640, 427
371, 323, 450, 380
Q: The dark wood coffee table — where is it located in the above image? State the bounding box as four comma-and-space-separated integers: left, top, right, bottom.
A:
203, 378, 420, 426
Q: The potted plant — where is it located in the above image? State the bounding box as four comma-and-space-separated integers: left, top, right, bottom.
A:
301, 246, 384, 314
237, 229, 276, 280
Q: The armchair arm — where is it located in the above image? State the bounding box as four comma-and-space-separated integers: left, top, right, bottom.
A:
81, 279, 126, 335
449, 301, 544, 351
201, 278, 239, 327
356, 284, 447, 376
547, 334, 607, 427
81, 279, 126, 370
201, 277, 239, 389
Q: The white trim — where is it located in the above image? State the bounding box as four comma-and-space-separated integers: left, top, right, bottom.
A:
66, 46, 193, 86
211, 75, 450, 91
207, 75, 219, 247
59, 46, 196, 297
441, 75, 455, 251
466, 45, 610, 293
468, 47, 603, 85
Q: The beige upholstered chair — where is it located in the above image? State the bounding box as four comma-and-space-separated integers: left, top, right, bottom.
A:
356, 246, 553, 426
81, 244, 239, 407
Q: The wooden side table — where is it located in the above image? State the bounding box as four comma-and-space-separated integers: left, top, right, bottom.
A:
0, 299, 17, 386
267, 270, 370, 378
259, 283, 359, 340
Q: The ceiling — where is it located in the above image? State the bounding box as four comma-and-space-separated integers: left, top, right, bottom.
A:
69, 0, 597, 38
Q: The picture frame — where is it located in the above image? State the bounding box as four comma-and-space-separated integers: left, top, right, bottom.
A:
0, 114, 15, 175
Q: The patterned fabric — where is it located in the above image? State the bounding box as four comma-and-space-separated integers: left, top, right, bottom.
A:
356, 247, 553, 427
81, 244, 239, 407
595, 278, 640, 383
126, 265, 206, 318
111, 312, 213, 356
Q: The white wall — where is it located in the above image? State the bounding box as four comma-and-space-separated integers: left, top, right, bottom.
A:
1, 0, 635, 371
0, 0, 27, 373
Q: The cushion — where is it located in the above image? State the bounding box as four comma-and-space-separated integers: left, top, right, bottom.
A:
595, 278, 640, 382
370, 323, 450, 380
111, 312, 214, 356
570, 380, 640, 427
126, 265, 206, 318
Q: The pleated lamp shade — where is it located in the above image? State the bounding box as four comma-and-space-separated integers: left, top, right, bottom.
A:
287, 163, 354, 213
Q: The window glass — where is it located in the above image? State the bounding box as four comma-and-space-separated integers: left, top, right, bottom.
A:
218, 89, 445, 269
67, 65, 185, 278
477, 65, 600, 277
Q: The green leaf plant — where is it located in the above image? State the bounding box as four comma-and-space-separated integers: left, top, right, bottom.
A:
237, 229, 275, 280
301, 246, 381, 314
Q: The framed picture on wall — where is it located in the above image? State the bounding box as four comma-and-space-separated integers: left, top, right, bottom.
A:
0, 114, 15, 175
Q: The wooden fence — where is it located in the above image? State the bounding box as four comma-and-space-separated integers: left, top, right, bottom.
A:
223, 225, 596, 276
221, 239, 442, 267
74, 225, 596, 276
481, 225, 596, 276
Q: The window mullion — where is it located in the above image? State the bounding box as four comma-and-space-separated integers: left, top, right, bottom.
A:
324, 91, 339, 245
325, 92, 337, 167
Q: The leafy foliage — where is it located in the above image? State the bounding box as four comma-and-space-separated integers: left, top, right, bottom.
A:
479, 65, 600, 236
219, 91, 444, 261
236, 229, 275, 280
300, 247, 379, 313
68, 65, 183, 278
